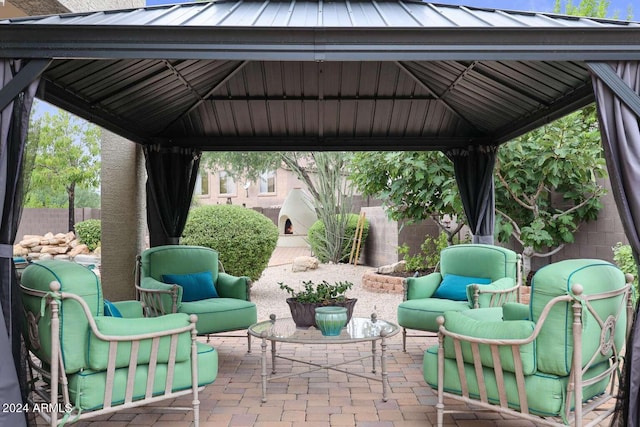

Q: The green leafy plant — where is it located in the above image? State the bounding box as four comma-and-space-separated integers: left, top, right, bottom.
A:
307, 214, 369, 263
279, 280, 353, 304
397, 232, 454, 272
181, 204, 278, 281
74, 219, 101, 251
612, 242, 639, 305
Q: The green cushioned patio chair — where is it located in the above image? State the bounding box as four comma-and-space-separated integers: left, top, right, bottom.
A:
424, 259, 633, 427
136, 245, 257, 351
397, 244, 522, 351
20, 259, 217, 427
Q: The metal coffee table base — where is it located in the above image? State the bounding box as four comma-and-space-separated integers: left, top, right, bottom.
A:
250, 314, 399, 403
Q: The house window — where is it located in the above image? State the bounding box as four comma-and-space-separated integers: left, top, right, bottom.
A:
259, 170, 276, 194
195, 166, 209, 196
219, 171, 236, 195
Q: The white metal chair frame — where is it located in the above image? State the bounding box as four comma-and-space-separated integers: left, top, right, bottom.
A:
21, 281, 203, 427
434, 277, 633, 427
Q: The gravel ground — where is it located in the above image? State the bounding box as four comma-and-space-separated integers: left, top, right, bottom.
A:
250, 262, 404, 327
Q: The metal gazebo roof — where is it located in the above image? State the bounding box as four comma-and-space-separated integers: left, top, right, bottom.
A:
1, 0, 639, 150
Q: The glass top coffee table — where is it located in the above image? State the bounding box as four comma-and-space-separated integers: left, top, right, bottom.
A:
248, 313, 400, 402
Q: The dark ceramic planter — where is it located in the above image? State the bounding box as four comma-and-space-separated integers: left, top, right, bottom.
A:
286, 298, 357, 328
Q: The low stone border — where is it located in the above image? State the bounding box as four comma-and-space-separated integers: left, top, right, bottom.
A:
362, 271, 405, 294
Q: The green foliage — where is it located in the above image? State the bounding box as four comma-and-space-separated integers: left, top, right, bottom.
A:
349, 151, 461, 224
74, 219, 101, 251
494, 107, 606, 252
279, 280, 353, 304
26, 107, 101, 229
307, 214, 369, 263
181, 204, 278, 281
612, 242, 639, 305
398, 232, 450, 272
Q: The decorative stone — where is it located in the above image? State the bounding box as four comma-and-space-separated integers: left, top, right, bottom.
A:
41, 246, 69, 255
376, 260, 407, 275
19, 237, 41, 248
69, 244, 90, 257
13, 245, 28, 257
292, 256, 319, 272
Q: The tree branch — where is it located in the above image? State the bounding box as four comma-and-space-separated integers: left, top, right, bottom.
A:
495, 208, 525, 247
496, 170, 535, 212
531, 243, 566, 258
551, 190, 602, 220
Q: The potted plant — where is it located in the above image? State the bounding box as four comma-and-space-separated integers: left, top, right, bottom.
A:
279, 280, 357, 328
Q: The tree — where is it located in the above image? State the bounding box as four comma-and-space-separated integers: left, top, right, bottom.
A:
349, 151, 465, 244
494, 107, 606, 277
202, 151, 355, 263
27, 108, 101, 231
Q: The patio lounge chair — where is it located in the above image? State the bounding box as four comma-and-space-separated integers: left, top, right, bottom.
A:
136, 245, 257, 351
397, 244, 521, 351
424, 259, 633, 426
20, 259, 218, 427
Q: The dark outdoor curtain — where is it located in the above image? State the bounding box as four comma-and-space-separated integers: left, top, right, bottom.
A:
144, 145, 201, 247
590, 61, 640, 427
446, 144, 498, 244
0, 59, 40, 427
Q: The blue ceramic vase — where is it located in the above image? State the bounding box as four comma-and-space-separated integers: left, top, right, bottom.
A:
315, 306, 348, 336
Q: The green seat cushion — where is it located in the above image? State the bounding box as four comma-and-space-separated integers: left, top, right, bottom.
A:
433, 274, 491, 301
88, 313, 193, 370
162, 271, 219, 301
179, 298, 257, 334
424, 345, 610, 417
397, 298, 469, 332
68, 342, 217, 411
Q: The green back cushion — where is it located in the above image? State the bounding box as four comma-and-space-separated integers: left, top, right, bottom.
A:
440, 244, 517, 282
531, 259, 627, 376
162, 271, 219, 301
88, 313, 192, 370
21, 260, 103, 373
141, 245, 219, 284
443, 310, 536, 375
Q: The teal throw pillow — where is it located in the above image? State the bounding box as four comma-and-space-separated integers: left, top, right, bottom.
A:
433, 274, 491, 301
103, 299, 123, 317
162, 271, 219, 302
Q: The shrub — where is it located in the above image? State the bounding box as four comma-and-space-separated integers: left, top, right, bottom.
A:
612, 242, 639, 305
307, 214, 369, 263
74, 219, 101, 251
398, 231, 450, 272
181, 205, 278, 281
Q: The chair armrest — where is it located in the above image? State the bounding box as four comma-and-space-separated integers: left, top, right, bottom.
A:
404, 272, 442, 300
468, 277, 519, 308
138, 277, 181, 315
502, 302, 529, 321
216, 272, 252, 300
111, 300, 144, 318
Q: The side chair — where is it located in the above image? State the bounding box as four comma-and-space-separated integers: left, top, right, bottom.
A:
136, 245, 257, 351
397, 243, 522, 351
424, 258, 633, 426
20, 259, 217, 427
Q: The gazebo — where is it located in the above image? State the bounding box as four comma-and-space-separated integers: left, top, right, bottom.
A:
2, 1, 640, 425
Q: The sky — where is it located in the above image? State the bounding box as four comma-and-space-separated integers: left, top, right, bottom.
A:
146, 0, 635, 20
